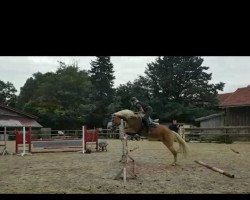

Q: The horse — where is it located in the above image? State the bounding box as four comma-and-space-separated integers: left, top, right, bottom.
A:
178, 125, 185, 140
111, 109, 189, 166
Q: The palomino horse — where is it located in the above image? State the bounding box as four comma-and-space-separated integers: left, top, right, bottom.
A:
111, 109, 189, 166
178, 125, 185, 140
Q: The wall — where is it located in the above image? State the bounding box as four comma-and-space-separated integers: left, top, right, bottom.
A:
225, 106, 250, 126
200, 115, 224, 128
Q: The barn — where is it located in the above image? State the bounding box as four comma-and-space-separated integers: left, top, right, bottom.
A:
0, 103, 42, 129
186, 85, 250, 141
196, 86, 250, 127
0, 103, 42, 154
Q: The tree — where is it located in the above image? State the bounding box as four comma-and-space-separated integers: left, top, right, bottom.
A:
0, 80, 17, 107
145, 56, 225, 121
88, 56, 115, 127
115, 76, 151, 110
146, 56, 224, 106
17, 61, 93, 129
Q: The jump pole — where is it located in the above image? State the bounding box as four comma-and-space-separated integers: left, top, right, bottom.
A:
18, 127, 32, 156
115, 119, 137, 183
194, 160, 234, 178
120, 119, 127, 163
1, 127, 10, 156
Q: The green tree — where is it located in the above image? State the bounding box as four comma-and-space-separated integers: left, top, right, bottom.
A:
146, 56, 224, 106
115, 76, 151, 110
17, 61, 93, 129
145, 56, 225, 121
0, 80, 17, 107
88, 56, 115, 127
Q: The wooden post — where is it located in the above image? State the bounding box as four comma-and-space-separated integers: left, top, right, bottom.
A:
82, 126, 85, 154
230, 148, 239, 154
194, 160, 234, 178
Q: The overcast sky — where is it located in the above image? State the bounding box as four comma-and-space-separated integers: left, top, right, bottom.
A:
0, 56, 249, 95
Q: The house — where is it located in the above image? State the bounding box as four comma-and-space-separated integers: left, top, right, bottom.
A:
0, 103, 42, 140
195, 112, 225, 128
0, 103, 42, 128
196, 85, 250, 128
187, 85, 250, 141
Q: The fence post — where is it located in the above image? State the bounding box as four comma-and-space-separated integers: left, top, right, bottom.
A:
82, 126, 85, 154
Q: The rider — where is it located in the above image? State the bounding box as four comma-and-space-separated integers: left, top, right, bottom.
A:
130, 97, 157, 128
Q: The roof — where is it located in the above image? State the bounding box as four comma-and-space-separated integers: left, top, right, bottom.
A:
219, 86, 250, 107
0, 103, 38, 119
0, 116, 42, 127
195, 112, 224, 122
218, 93, 233, 105
0, 103, 42, 127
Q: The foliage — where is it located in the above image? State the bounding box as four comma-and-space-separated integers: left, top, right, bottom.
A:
143, 56, 225, 122
115, 76, 151, 110
16, 61, 93, 129
3, 56, 225, 129
88, 56, 115, 128
0, 80, 17, 107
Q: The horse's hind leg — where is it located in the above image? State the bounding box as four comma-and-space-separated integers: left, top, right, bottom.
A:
162, 141, 177, 166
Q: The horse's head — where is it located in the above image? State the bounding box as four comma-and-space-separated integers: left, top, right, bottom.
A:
110, 109, 142, 133
110, 114, 122, 132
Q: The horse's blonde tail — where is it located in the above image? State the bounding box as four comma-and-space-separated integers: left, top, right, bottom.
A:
172, 131, 190, 158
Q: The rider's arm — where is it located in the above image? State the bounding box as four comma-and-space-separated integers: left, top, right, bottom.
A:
136, 103, 144, 112
139, 106, 144, 112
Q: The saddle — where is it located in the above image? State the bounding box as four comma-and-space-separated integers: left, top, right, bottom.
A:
134, 112, 158, 130
135, 112, 158, 125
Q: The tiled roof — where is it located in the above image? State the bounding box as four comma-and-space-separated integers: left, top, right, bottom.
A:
218, 86, 250, 107
218, 93, 233, 105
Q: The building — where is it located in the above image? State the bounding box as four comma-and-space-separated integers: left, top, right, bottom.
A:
185, 86, 250, 141
196, 85, 250, 128
0, 103, 42, 128
0, 103, 42, 139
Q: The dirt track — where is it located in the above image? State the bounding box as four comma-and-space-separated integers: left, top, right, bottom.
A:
0, 140, 249, 194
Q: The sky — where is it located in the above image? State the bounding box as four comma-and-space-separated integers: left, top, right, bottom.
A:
0, 56, 249, 95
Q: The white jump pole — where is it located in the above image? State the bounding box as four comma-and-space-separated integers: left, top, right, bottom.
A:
21, 127, 26, 156
18, 126, 32, 156
82, 126, 85, 154
4, 127, 7, 148
119, 119, 127, 163
115, 118, 137, 183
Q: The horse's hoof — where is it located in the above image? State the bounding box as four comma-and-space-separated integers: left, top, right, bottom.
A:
171, 163, 176, 166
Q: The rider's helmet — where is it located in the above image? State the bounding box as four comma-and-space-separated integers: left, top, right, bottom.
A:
130, 97, 139, 105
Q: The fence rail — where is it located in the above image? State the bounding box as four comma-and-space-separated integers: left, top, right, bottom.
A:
183, 126, 250, 142
0, 128, 121, 141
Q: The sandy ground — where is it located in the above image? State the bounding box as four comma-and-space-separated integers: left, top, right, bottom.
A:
0, 139, 249, 194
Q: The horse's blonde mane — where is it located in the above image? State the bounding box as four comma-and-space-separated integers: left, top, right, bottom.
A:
114, 109, 138, 119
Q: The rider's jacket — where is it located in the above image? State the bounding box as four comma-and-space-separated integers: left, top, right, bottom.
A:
134, 101, 152, 114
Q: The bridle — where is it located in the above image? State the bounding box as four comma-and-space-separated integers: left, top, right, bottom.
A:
111, 114, 120, 132
111, 112, 145, 135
